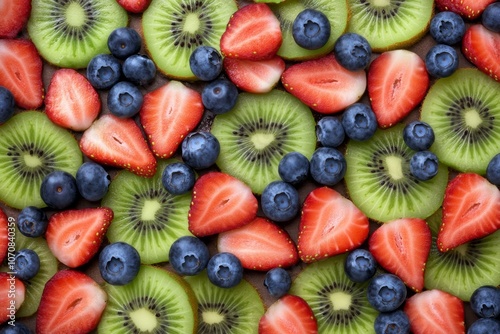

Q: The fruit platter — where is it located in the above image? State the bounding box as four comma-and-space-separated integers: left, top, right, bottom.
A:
1, 0, 500, 333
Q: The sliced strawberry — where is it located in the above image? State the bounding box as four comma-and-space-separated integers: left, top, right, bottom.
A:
220, 3, 282, 60
116, 0, 151, 13
80, 114, 157, 177
259, 294, 318, 334
223, 56, 285, 93
297, 187, 369, 263
36, 269, 107, 334
404, 289, 465, 334
0, 0, 31, 38
0, 209, 8, 263
217, 217, 298, 270
45, 207, 113, 268
369, 218, 431, 292
462, 24, 500, 81
281, 54, 366, 114
368, 49, 429, 128
0, 272, 26, 324
140, 80, 204, 158
188, 172, 258, 237
0, 39, 44, 110
435, 0, 495, 19
437, 173, 500, 252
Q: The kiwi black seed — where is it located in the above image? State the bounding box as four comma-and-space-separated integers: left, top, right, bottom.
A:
344, 124, 449, 223
210, 90, 316, 194
27, 0, 128, 68
420, 68, 500, 175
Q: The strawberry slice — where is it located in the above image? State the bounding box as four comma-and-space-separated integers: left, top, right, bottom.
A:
435, 0, 495, 19
437, 173, 500, 252
0, 39, 44, 109
45, 68, 101, 132
0, 0, 31, 38
217, 217, 298, 270
281, 54, 366, 114
45, 207, 114, 268
36, 269, 107, 334
220, 3, 282, 60
116, 0, 151, 13
188, 172, 258, 237
80, 114, 157, 177
140, 80, 204, 158
297, 187, 369, 263
404, 289, 465, 334
259, 294, 318, 334
369, 218, 431, 292
0, 209, 8, 263
223, 56, 285, 93
0, 272, 26, 324
462, 24, 500, 82
368, 49, 429, 128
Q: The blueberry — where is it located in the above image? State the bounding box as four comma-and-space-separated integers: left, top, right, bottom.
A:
316, 116, 345, 148
333, 32, 372, 71
86, 54, 122, 90
75, 162, 111, 202
0, 86, 15, 124
98, 242, 141, 285
263, 267, 291, 298
14, 249, 40, 281
374, 310, 410, 334
425, 44, 459, 78
278, 152, 310, 185
482, 3, 500, 33
169, 236, 210, 276
409, 151, 439, 181
181, 131, 220, 169
403, 121, 435, 151
486, 153, 500, 186
309, 147, 346, 186
341, 103, 377, 141
260, 181, 300, 222
189, 46, 223, 81
40, 170, 78, 210
468, 318, 500, 334
344, 249, 377, 283
470, 285, 500, 318
122, 54, 156, 86
429, 11, 466, 45
201, 78, 238, 114
17, 206, 48, 238
206, 252, 243, 288
161, 162, 196, 195
292, 9, 331, 50
107, 81, 143, 118
0, 322, 32, 334
107, 27, 142, 59
367, 273, 407, 312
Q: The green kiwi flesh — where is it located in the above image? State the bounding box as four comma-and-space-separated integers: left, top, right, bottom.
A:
184, 271, 265, 334
0, 111, 82, 210
211, 90, 316, 194
142, 0, 237, 79
420, 68, 500, 175
344, 124, 449, 223
27, 0, 128, 68
98, 265, 198, 334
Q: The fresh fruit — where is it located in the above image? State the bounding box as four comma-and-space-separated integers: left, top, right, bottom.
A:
14, 249, 40, 281
482, 3, 500, 33
168, 235, 210, 276
161, 161, 196, 195
278, 151, 310, 185
122, 54, 156, 86
468, 318, 500, 334
0, 209, 8, 263
107, 81, 144, 118
116, 0, 152, 13
435, 0, 495, 19
201, 78, 239, 114
181, 131, 220, 169
263, 268, 292, 298
367, 273, 407, 312
403, 121, 435, 151
309, 147, 347, 186
98, 242, 141, 286
0, 87, 15, 124
470, 286, 500, 318
429, 11, 466, 45
206, 252, 244, 288
344, 248, 377, 283
425, 44, 459, 78
40, 170, 79, 210
316, 116, 345, 148
86, 54, 122, 90
292, 9, 330, 50
260, 181, 300, 222
409, 151, 439, 181
189, 45, 223, 81
462, 24, 500, 81
374, 310, 411, 334
223, 56, 285, 93
75, 162, 111, 202
0, 273, 25, 324
333, 32, 372, 71
107, 27, 142, 59
0, 0, 31, 38
486, 153, 500, 185
341, 103, 378, 141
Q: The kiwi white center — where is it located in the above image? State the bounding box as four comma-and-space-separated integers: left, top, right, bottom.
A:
329, 291, 352, 310
141, 200, 161, 221
129, 308, 158, 331
65, 2, 86, 27
202, 310, 225, 324
184, 13, 200, 33
373, 0, 391, 6
454, 243, 469, 256
385, 156, 404, 180
251, 133, 275, 150
23, 154, 42, 168
464, 109, 482, 128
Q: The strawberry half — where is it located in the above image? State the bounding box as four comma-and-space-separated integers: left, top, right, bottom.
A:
116, 0, 151, 13
437, 173, 500, 252
369, 218, 431, 292
435, 0, 495, 19
0, 272, 25, 324
80, 114, 157, 177
36, 269, 107, 334
223, 56, 285, 93
297, 187, 369, 263
45, 207, 113, 268
217, 217, 298, 271
0, 209, 8, 263
140, 80, 204, 158
0, 0, 31, 38
368, 49, 429, 128
259, 294, 318, 334
188, 172, 258, 237
220, 3, 282, 60
0, 39, 44, 110
281, 54, 366, 114
462, 24, 500, 81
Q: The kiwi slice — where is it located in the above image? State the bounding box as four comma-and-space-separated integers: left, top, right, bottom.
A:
290, 253, 378, 333
211, 90, 316, 194
346, 0, 433, 52
0, 111, 82, 210
344, 124, 449, 223
184, 271, 265, 334
269, 0, 348, 60
27, 0, 128, 68
142, 0, 237, 79
98, 265, 198, 333
420, 68, 500, 175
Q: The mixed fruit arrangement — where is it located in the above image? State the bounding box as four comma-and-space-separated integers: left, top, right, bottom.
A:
1, 0, 500, 333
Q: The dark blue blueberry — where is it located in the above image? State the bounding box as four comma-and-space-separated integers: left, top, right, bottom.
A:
14, 249, 40, 281
309, 147, 346, 186
122, 54, 156, 86
483, 3, 500, 33
40, 170, 78, 210
86, 54, 122, 90
278, 152, 309, 185
107, 81, 143, 118
260, 181, 300, 222
76, 162, 111, 202
292, 9, 331, 50
486, 153, 500, 186
206, 252, 243, 288
161, 162, 196, 195
98, 242, 141, 285
341, 103, 377, 142
316, 116, 345, 148
403, 121, 435, 151
374, 310, 410, 334
344, 249, 377, 283
181, 131, 220, 169
0, 86, 15, 124
470, 285, 500, 318
425, 44, 459, 78
169, 236, 210, 276
429, 11, 466, 45
263, 267, 291, 298
189, 46, 223, 81
410, 151, 439, 181
107, 27, 142, 59
333, 32, 372, 71
367, 273, 407, 312
468, 318, 500, 334
17, 206, 48, 238
0, 322, 32, 334
201, 78, 238, 114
